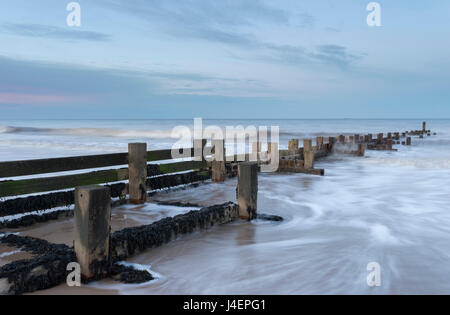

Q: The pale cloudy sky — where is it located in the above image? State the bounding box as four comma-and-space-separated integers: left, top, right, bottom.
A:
0, 0, 449, 118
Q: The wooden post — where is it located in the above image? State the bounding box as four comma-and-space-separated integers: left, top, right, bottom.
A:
354, 134, 360, 144
422, 121, 426, 133
74, 185, 111, 280
349, 136, 354, 144
211, 139, 226, 182
338, 135, 345, 144
328, 137, 336, 151
288, 139, 299, 151
387, 139, 393, 150
377, 133, 383, 144
288, 159, 295, 169
295, 160, 304, 169
237, 162, 258, 221
406, 137, 412, 145
303, 139, 314, 169
387, 133, 392, 140
358, 143, 365, 157
316, 137, 324, 149
128, 143, 147, 204
303, 139, 312, 152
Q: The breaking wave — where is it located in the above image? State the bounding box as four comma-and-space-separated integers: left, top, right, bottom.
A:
0, 125, 176, 139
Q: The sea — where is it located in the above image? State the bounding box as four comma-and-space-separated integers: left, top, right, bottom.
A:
1, 119, 450, 294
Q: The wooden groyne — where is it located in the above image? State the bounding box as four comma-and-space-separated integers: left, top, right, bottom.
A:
0, 122, 435, 294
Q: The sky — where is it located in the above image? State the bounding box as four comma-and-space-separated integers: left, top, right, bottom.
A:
0, 0, 449, 119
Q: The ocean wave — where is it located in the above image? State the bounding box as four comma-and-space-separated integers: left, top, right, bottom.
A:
365, 157, 450, 169
0, 125, 176, 139
0, 125, 358, 139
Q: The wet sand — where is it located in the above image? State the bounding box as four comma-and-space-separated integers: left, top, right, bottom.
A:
0, 244, 34, 267
3, 196, 207, 247
2, 183, 229, 295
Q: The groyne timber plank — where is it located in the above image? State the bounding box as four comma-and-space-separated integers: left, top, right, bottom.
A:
0, 147, 201, 178
0, 168, 129, 197
0, 159, 208, 198
0, 153, 128, 178
0, 170, 210, 217
279, 168, 325, 176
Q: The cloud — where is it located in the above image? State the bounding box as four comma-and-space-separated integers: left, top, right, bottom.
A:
0, 23, 111, 42
309, 45, 365, 67
0, 56, 285, 118
0, 92, 83, 105
95, 0, 313, 47
228, 42, 364, 68
0, 55, 269, 106
95, 1, 360, 68
99, 0, 289, 28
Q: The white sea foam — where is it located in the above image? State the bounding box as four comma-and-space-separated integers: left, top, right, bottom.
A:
0, 249, 22, 258
0, 125, 176, 139
369, 223, 400, 245
0, 206, 74, 223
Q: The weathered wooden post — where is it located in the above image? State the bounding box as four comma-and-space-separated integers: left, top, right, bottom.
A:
387, 139, 393, 150
377, 133, 383, 144
288, 159, 295, 169
338, 135, 345, 144
288, 139, 299, 152
328, 137, 336, 152
316, 136, 324, 149
212, 139, 226, 183
74, 185, 111, 280
128, 143, 147, 204
354, 134, 360, 144
303, 139, 314, 169
387, 133, 392, 140
295, 160, 304, 169
303, 138, 312, 152
406, 137, 412, 145
357, 143, 365, 157
422, 121, 427, 133
279, 159, 288, 170
237, 162, 258, 221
